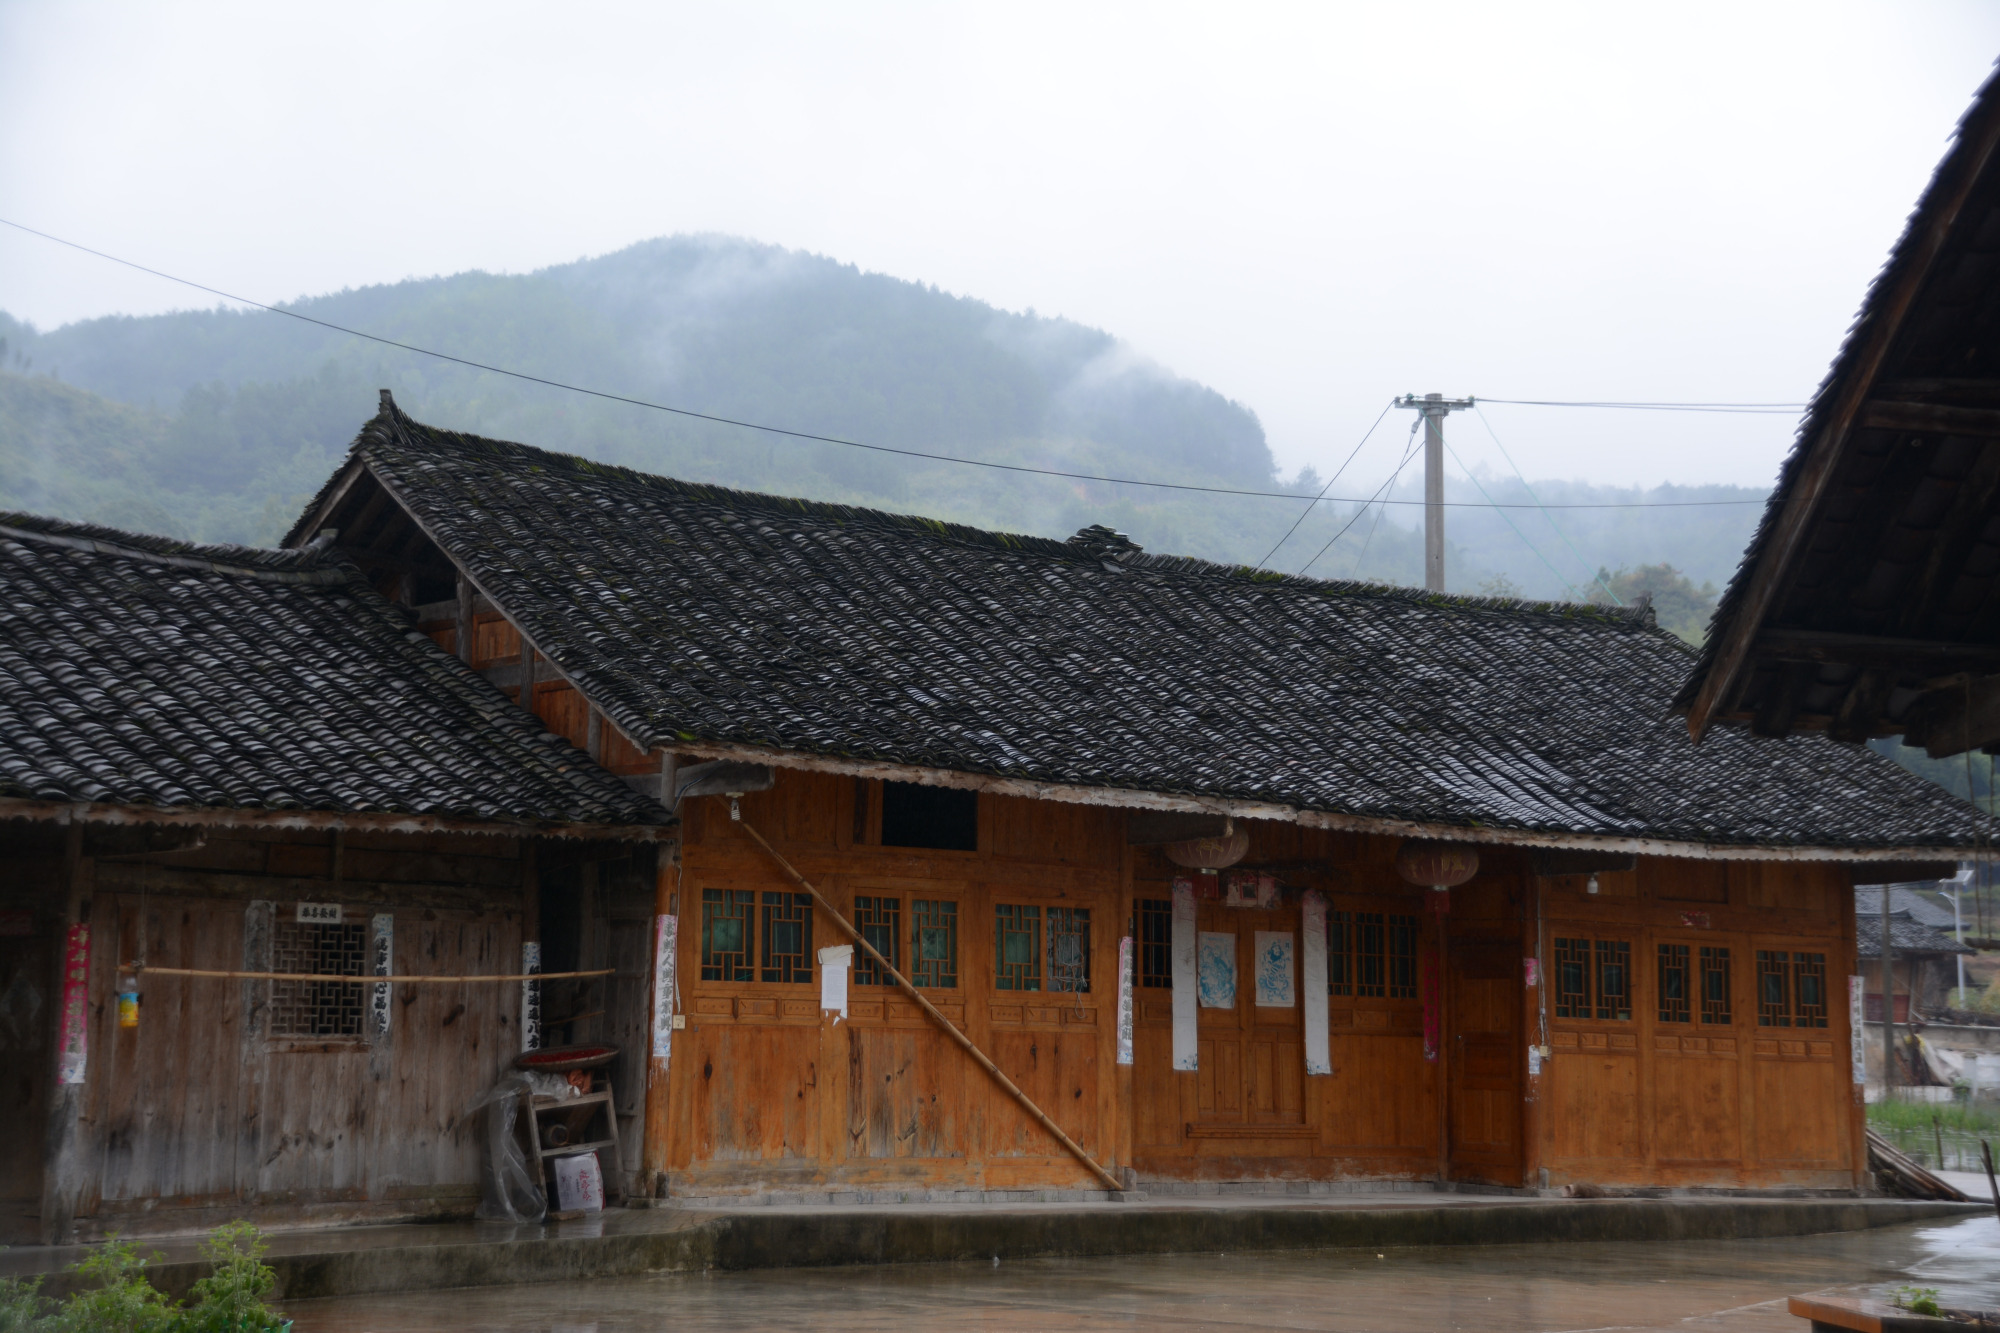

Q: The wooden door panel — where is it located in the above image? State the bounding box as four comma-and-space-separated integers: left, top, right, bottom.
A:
1653, 1055, 1742, 1163
692, 1024, 820, 1162
1448, 955, 1521, 1180
1549, 1053, 1641, 1163
845, 1026, 967, 1159
986, 1030, 1096, 1155
1752, 1056, 1847, 1166
1323, 1033, 1435, 1150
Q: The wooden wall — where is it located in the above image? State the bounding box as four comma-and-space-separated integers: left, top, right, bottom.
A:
1531, 859, 1860, 1191
667, 772, 1126, 1195
4, 825, 537, 1237
668, 770, 1862, 1196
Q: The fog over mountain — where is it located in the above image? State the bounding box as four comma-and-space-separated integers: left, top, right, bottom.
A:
0, 234, 1765, 602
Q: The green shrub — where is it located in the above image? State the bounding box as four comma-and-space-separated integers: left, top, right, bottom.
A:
0, 1225, 287, 1333
175, 1223, 281, 1333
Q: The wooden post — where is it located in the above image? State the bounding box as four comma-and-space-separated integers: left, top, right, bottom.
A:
1882, 884, 1896, 1097
40, 822, 89, 1244
736, 817, 1125, 1193
455, 574, 476, 665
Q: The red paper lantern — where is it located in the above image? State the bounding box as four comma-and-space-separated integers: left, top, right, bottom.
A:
1394, 840, 1479, 889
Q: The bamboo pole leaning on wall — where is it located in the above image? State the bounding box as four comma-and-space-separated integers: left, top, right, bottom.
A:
734, 818, 1127, 1194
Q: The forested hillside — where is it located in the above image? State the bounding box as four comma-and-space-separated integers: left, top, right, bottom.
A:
0, 234, 1767, 601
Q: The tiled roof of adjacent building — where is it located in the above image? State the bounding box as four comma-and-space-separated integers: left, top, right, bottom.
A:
1855, 913, 1975, 957
0, 512, 670, 830
1853, 884, 1965, 930
305, 404, 2000, 852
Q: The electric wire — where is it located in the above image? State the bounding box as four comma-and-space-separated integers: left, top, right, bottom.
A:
1473, 404, 1622, 604
1478, 398, 1805, 414
1299, 419, 1424, 578
0, 217, 1778, 512
1252, 400, 1393, 570
1442, 437, 1582, 601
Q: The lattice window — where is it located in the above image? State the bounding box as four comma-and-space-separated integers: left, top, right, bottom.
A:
1594, 940, 1631, 1020
1793, 952, 1828, 1028
1326, 910, 1352, 996
1387, 914, 1418, 1000
1756, 950, 1789, 1027
854, 896, 900, 986
1048, 907, 1090, 994
995, 904, 1041, 991
1699, 946, 1732, 1025
1759, 950, 1826, 1028
269, 919, 366, 1037
1355, 912, 1386, 997
1554, 937, 1591, 1019
1138, 898, 1172, 989
1658, 943, 1691, 1023
700, 888, 754, 982
760, 892, 812, 984
912, 899, 958, 989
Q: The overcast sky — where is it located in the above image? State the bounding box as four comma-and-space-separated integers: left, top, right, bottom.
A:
2, 2, 1996, 491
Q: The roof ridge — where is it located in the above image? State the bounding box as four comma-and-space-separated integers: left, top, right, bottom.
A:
367, 404, 1662, 635
0, 511, 350, 585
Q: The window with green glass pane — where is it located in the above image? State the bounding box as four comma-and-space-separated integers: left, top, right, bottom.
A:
701, 888, 753, 982
912, 899, 957, 988
854, 896, 900, 985
995, 903, 1041, 991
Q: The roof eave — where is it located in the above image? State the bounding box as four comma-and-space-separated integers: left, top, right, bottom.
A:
0, 798, 674, 842
665, 737, 1990, 862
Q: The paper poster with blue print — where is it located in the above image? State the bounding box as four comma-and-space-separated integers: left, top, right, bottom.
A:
1254, 931, 1295, 1008
1197, 932, 1237, 1009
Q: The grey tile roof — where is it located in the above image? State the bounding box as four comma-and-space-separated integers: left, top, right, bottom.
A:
0, 512, 670, 829
1853, 884, 1965, 929
326, 406, 2000, 851
1855, 912, 1974, 957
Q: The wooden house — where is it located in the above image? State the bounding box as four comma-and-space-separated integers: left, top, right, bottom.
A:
1679, 66, 2000, 753
0, 514, 671, 1244
280, 400, 1996, 1202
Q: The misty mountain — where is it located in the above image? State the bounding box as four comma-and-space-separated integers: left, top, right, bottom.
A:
0, 234, 1767, 598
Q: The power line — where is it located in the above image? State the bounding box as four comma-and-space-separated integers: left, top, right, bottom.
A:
1299, 419, 1425, 578
1443, 437, 1581, 601
1472, 404, 1621, 604
1478, 398, 1804, 414
0, 216, 1779, 510
1252, 400, 1393, 570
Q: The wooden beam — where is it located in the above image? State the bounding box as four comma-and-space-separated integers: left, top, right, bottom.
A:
1829, 669, 1894, 743
1913, 675, 2000, 759
1754, 627, 2000, 674
1526, 848, 1636, 877
1684, 91, 2000, 740
735, 817, 1127, 1194
1859, 399, 2000, 437
1751, 662, 1812, 738
455, 575, 477, 664
0, 797, 670, 842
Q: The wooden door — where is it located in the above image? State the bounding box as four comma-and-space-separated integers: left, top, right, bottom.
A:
1193, 902, 1306, 1133
1447, 940, 1522, 1185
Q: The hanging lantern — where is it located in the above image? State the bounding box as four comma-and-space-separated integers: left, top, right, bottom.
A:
1164, 824, 1249, 871
1394, 840, 1479, 890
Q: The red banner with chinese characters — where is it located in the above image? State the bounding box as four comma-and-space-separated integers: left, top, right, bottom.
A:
56, 923, 89, 1085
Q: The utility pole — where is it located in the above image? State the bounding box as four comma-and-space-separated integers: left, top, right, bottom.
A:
1395, 394, 1475, 592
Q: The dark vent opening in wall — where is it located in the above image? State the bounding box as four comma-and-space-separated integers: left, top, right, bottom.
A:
880, 782, 978, 851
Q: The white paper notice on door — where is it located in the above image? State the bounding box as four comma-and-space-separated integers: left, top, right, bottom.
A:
1254, 931, 1295, 1008
1198, 932, 1237, 1009
819, 944, 852, 1021
1301, 892, 1330, 1075
1171, 879, 1198, 1071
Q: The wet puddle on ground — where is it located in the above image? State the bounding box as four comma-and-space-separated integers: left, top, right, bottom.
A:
289, 1213, 2000, 1332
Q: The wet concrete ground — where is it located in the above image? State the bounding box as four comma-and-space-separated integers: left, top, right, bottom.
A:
288, 1212, 2000, 1332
